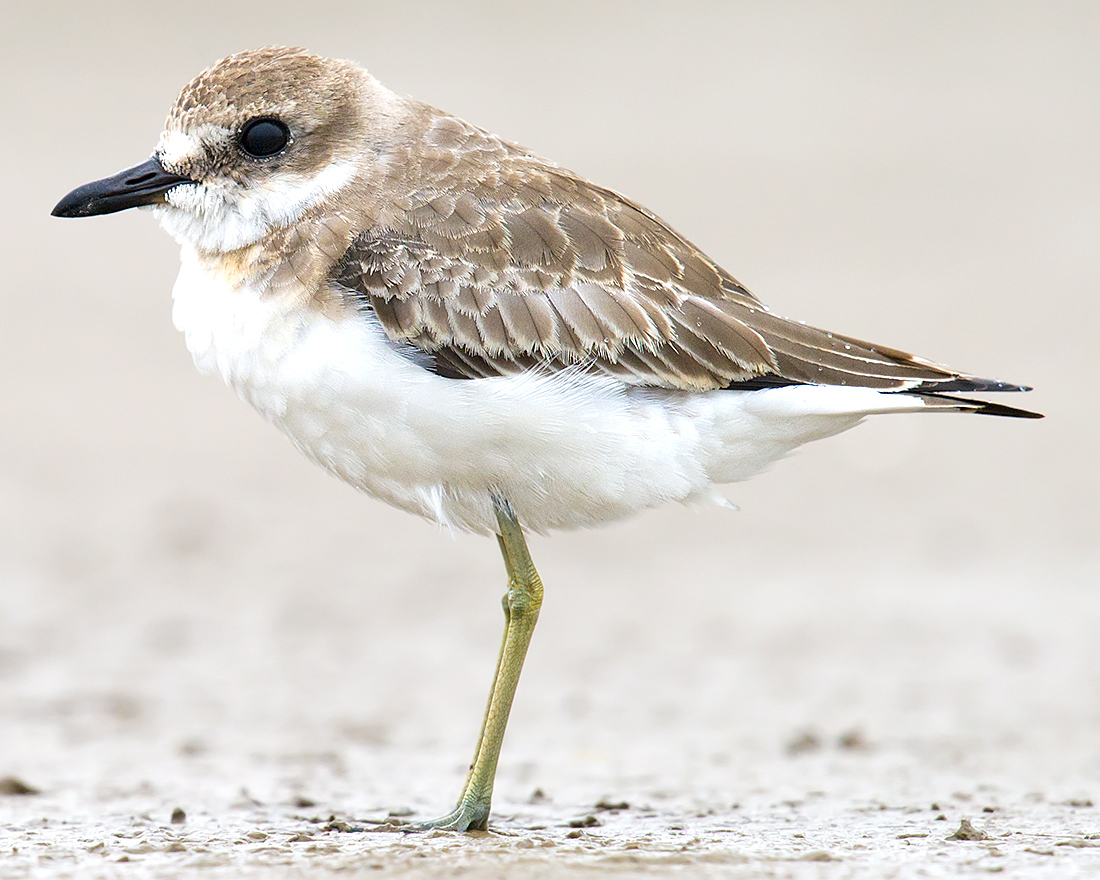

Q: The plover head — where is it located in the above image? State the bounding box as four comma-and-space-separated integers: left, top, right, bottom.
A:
53, 47, 407, 255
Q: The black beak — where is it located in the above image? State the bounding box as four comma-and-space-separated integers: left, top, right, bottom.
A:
52, 156, 192, 218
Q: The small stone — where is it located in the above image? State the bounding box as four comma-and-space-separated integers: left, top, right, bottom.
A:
786, 732, 821, 755
947, 819, 989, 841
594, 799, 629, 811
527, 788, 547, 804
170, 808, 186, 824
567, 815, 601, 828
0, 777, 39, 796
800, 851, 838, 862
294, 796, 316, 808
178, 739, 206, 757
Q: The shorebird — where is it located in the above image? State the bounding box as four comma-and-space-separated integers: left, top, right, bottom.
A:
53, 47, 1039, 831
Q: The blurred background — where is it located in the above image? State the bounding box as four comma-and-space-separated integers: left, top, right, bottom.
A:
0, 0, 1097, 842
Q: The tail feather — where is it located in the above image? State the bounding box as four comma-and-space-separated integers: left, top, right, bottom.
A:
726, 373, 1044, 419
911, 392, 1043, 419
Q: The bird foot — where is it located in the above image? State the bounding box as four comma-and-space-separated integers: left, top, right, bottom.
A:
404, 798, 491, 832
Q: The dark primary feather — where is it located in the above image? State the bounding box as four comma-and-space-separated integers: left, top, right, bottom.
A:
328, 109, 1039, 417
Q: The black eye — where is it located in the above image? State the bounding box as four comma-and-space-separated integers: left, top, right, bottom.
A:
239, 118, 290, 158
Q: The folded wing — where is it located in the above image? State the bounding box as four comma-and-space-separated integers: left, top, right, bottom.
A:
328, 112, 1038, 417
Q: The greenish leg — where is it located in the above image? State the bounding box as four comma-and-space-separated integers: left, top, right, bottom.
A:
412, 497, 544, 832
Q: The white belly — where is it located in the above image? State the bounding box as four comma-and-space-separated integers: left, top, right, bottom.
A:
171, 254, 913, 534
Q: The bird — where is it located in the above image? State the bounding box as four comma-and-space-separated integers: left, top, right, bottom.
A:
52, 47, 1040, 832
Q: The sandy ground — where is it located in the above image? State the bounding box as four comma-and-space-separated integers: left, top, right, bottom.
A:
2, 2, 1099, 877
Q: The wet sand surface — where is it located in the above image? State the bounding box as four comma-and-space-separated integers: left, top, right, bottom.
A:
3, 3, 1098, 877
2, 546, 1100, 878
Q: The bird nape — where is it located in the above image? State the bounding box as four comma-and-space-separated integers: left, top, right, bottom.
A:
52, 47, 1041, 832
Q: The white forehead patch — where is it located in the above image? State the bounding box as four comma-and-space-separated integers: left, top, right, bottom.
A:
156, 127, 225, 171
154, 158, 357, 254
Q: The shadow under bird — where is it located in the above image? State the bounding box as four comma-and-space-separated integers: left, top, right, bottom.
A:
53, 47, 1041, 831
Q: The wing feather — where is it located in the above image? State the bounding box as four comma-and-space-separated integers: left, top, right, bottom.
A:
545, 287, 609, 350
327, 110, 1024, 396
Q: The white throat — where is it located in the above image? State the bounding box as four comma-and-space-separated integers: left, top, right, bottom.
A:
152, 131, 357, 253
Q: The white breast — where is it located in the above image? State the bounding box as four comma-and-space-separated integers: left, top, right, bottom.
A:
170, 252, 916, 534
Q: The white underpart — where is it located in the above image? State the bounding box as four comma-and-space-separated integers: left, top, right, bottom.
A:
154, 131, 357, 252
171, 253, 935, 534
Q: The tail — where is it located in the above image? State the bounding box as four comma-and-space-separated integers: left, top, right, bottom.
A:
910, 394, 1042, 418
715, 303, 1043, 419
899, 373, 1042, 419
730, 376, 1043, 419
909, 389, 1043, 419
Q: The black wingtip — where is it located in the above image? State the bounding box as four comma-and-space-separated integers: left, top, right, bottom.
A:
914, 378, 1032, 394
972, 402, 1044, 419
922, 393, 1044, 419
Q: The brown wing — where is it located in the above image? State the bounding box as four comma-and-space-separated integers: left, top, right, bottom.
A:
330, 110, 1021, 395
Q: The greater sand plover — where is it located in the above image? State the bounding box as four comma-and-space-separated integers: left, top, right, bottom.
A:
53, 48, 1040, 831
